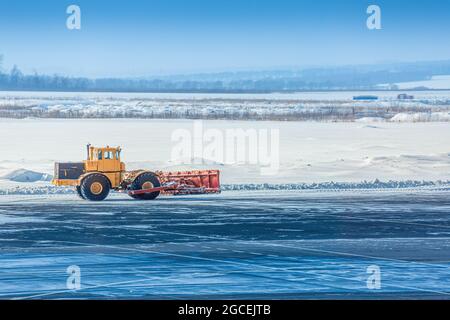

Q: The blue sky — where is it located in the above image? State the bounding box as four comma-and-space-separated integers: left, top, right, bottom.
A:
0, 0, 449, 77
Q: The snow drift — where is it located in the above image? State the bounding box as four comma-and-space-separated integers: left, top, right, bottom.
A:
390, 112, 450, 122
0, 179, 448, 195
0, 169, 53, 183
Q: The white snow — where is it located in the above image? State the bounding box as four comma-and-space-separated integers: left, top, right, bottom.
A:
355, 117, 385, 123
0, 169, 52, 183
1, 180, 448, 196
389, 75, 450, 90
390, 112, 450, 122
0, 118, 448, 194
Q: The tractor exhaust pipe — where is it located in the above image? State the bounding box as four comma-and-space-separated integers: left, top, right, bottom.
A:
86, 143, 91, 160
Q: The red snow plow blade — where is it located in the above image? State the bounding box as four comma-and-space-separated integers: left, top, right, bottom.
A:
128, 170, 221, 196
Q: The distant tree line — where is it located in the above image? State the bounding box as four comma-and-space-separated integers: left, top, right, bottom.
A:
1, 56, 450, 93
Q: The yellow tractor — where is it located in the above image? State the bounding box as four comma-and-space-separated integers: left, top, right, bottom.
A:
52, 145, 220, 201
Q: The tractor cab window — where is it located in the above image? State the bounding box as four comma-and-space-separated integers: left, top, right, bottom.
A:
116, 151, 120, 160
97, 150, 102, 160
104, 151, 113, 160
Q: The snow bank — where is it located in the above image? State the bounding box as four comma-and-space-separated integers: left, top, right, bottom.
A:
0, 169, 53, 183
0, 180, 448, 195
222, 180, 450, 191
355, 117, 385, 123
0, 185, 72, 195
390, 112, 450, 122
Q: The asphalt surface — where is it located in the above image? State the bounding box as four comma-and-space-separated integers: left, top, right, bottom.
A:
0, 189, 450, 299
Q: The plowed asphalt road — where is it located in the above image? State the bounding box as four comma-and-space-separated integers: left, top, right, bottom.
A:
0, 189, 450, 299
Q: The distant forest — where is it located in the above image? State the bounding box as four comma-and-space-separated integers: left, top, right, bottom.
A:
1, 55, 450, 93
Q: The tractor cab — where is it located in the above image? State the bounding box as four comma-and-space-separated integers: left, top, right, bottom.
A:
85, 145, 125, 173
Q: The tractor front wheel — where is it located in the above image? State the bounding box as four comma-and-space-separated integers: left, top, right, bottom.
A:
80, 174, 110, 201
129, 172, 161, 200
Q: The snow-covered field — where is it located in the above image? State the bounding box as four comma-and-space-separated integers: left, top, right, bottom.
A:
0, 119, 449, 193
2, 90, 450, 100
0, 91, 449, 193
0, 90, 449, 121
391, 75, 450, 90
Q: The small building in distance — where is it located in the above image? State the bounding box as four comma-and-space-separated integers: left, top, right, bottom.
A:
353, 95, 379, 101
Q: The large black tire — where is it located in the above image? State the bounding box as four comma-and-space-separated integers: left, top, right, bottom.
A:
130, 172, 161, 200
80, 173, 110, 201
75, 186, 86, 200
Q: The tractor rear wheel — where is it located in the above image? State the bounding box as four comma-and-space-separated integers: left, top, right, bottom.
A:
80, 174, 110, 201
130, 172, 161, 200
